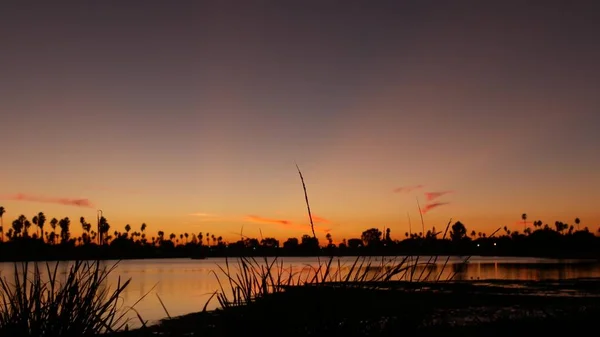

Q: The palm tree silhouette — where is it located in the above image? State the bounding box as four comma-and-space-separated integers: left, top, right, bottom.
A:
50, 218, 58, 244
12, 219, 23, 238
33, 215, 39, 235
15, 215, 28, 237
24, 219, 32, 238
59, 217, 71, 243
37, 212, 46, 242
575, 217, 580, 230
521, 213, 527, 231
0, 206, 5, 242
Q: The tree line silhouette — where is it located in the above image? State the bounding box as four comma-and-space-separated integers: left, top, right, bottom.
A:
0, 206, 599, 261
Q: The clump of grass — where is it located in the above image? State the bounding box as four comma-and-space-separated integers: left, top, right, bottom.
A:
0, 260, 136, 336
211, 252, 465, 309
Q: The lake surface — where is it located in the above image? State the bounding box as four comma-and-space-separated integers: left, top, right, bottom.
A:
1, 256, 599, 327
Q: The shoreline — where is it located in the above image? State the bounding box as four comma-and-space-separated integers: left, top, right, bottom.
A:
1, 253, 600, 263
115, 278, 600, 336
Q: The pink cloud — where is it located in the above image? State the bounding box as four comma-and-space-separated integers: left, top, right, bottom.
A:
296, 223, 332, 234
393, 185, 424, 193
245, 215, 292, 225
420, 202, 450, 214
0, 193, 95, 208
245, 215, 332, 234
311, 214, 330, 224
424, 191, 454, 201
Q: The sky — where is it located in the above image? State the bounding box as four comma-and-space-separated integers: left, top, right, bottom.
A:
1, 1, 599, 243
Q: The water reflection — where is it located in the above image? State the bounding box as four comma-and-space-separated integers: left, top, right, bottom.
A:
1, 256, 598, 326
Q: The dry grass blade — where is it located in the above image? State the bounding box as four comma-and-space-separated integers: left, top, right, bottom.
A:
156, 293, 171, 320
295, 163, 316, 240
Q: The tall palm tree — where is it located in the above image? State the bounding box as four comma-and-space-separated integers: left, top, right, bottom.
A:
521, 213, 527, 231
0, 206, 5, 242
141, 223, 147, 234
125, 224, 131, 238
12, 218, 23, 237
17, 215, 28, 237
50, 218, 58, 244
37, 212, 46, 242
59, 217, 71, 244
24, 220, 32, 238
98, 217, 110, 244
80, 217, 90, 243
33, 215, 39, 233
575, 217, 581, 230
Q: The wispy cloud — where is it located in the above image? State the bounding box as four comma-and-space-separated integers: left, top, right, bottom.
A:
424, 191, 454, 201
296, 223, 332, 233
0, 193, 95, 208
245, 215, 292, 225
311, 214, 330, 223
420, 202, 450, 214
393, 185, 424, 193
245, 215, 332, 234
188, 212, 215, 217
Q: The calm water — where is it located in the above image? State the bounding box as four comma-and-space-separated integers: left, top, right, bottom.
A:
1, 256, 599, 326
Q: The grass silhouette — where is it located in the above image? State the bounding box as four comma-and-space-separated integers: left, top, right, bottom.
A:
0, 260, 146, 336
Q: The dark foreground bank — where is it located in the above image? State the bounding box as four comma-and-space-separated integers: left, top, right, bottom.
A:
115, 279, 600, 337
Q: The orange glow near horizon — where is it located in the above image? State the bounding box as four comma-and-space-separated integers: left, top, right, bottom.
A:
1, 186, 598, 244
1, 2, 599, 244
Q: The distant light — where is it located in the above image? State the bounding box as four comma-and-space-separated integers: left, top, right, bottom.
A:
477, 244, 480, 247
493, 242, 497, 246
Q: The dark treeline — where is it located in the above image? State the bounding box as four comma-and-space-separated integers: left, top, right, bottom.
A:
0, 207, 599, 261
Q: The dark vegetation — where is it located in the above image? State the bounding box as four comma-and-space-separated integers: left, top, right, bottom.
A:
114, 255, 600, 337
3, 254, 598, 337
0, 205, 599, 262
0, 260, 135, 336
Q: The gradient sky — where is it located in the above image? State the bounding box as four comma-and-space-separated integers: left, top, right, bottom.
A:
1, 1, 599, 242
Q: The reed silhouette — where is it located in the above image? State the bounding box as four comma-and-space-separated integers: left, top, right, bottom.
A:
0, 260, 146, 336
